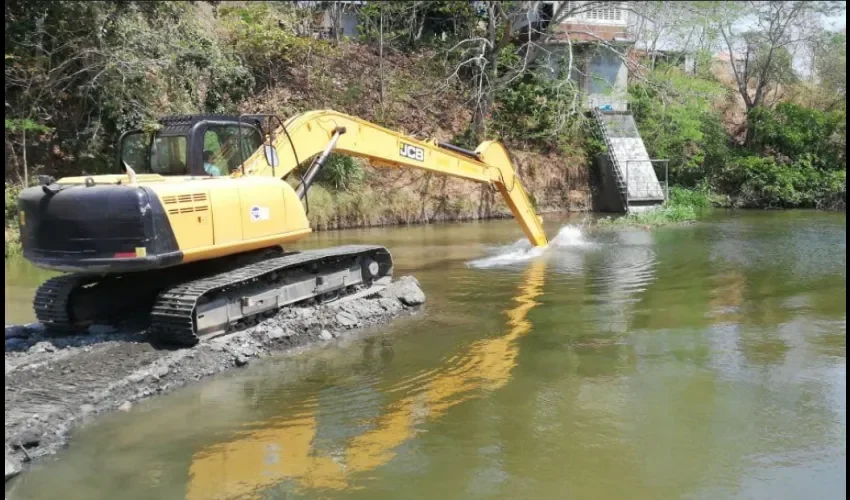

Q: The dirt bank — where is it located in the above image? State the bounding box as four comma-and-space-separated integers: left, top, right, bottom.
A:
4, 276, 425, 480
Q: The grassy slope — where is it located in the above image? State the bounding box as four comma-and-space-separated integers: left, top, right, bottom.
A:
595, 187, 713, 228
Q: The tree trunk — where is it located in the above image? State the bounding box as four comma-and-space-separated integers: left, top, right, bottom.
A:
331, 3, 341, 44
379, 3, 385, 115
472, 93, 492, 141
744, 103, 758, 149
472, 2, 500, 141
22, 129, 28, 188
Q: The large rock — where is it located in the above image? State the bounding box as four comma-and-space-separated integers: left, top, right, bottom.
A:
6, 453, 21, 481
336, 311, 359, 328
28, 341, 57, 354
387, 276, 426, 306
5, 338, 31, 352
23, 323, 46, 335
265, 327, 292, 341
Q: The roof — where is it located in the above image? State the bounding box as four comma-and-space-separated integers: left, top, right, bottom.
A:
157, 114, 265, 126
156, 114, 267, 135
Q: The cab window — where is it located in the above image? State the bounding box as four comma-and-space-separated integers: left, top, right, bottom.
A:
150, 136, 188, 175
202, 125, 263, 176
119, 131, 151, 173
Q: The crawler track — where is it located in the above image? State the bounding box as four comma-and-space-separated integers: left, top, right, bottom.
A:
32, 245, 393, 346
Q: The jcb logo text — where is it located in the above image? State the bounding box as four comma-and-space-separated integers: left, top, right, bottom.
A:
399, 143, 425, 162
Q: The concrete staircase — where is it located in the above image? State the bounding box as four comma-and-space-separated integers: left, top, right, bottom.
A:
591, 108, 665, 213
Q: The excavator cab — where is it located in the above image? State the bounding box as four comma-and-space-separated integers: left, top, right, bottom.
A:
116, 115, 274, 177
18, 114, 287, 273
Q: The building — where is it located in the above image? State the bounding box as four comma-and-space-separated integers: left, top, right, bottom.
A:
516, 1, 636, 111
515, 2, 667, 212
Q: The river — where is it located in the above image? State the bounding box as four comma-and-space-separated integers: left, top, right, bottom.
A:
5, 210, 847, 500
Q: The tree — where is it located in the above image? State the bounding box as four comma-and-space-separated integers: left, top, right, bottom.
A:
445, 1, 640, 140
630, 1, 717, 73
5, 118, 52, 186
5, 1, 250, 178
714, 1, 844, 144
808, 30, 846, 111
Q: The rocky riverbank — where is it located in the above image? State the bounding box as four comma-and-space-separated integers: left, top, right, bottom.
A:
4, 276, 425, 481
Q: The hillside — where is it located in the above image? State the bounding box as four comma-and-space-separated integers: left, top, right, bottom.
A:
3, 2, 592, 250
244, 42, 591, 230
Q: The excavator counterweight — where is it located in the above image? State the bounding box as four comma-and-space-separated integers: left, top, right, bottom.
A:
17, 110, 547, 344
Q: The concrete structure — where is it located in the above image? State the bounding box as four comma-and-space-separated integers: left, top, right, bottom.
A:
519, 1, 635, 111
592, 109, 666, 213
516, 2, 666, 212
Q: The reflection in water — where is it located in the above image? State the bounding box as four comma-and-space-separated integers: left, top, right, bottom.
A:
186, 260, 547, 498
594, 230, 657, 335
708, 269, 746, 324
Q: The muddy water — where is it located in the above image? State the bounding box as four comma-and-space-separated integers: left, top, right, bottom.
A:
5, 211, 847, 500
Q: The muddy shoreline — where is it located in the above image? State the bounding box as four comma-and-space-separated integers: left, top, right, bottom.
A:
4, 277, 425, 480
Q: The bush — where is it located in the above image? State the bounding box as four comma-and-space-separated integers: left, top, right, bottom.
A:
595, 186, 708, 229
717, 155, 846, 208
629, 68, 731, 187
491, 65, 584, 151
5, 184, 21, 226
597, 204, 698, 228
220, 3, 320, 90
667, 185, 712, 209
5, 228, 22, 257
316, 154, 365, 191
748, 103, 845, 170
5, 184, 22, 256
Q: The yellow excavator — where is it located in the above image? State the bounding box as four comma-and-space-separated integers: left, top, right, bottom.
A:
17, 110, 548, 345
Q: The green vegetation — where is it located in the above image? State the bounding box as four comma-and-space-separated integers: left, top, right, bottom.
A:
629, 68, 731, 188
632, 68, 845, 210
666, 186, 714, 209
596, 187, 705, 228
316, 155, 366, 192
5, 184, 23, 257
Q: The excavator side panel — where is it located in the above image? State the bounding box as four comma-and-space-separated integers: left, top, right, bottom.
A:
208, 184, 242, 245
238, 183, 287, 240
149, 184, 214, 250
145, 178, 311, 264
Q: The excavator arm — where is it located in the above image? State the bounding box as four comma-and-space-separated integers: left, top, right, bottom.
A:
240, 110, 548, 247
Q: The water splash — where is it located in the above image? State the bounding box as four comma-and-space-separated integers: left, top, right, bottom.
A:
467, 244, 545, 268
467, 225, 590, 268
550, 225, 591, 248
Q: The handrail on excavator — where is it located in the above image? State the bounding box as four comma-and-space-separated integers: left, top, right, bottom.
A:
239, 110, 549, 248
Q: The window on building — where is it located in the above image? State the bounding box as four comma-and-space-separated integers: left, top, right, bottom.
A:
539, 1, 554, 22
586, 2, 623, 22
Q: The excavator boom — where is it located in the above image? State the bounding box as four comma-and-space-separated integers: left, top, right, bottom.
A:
242, 110, 548, 247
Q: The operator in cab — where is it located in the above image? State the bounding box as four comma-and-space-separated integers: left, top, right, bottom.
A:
203, 151, 222, 176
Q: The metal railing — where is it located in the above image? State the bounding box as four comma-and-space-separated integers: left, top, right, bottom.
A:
590, 107, 630, 211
